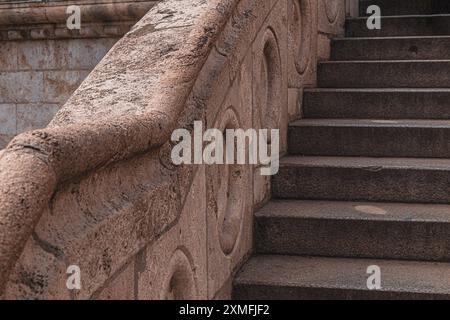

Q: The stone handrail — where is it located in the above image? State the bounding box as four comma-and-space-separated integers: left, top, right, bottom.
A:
0, 0, 236, 296
0, 0, 346, 299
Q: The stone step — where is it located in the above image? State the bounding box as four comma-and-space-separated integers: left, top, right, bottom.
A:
303, 88, 450, 119
255, 200, 450, 261
272, 156, 450, 203
318, 60, 450, 88
332, 36, 450, 61
288, 119, 450, 158
346, 15, 450, 37
359, 0, 450, 16
233, 255, 450, 300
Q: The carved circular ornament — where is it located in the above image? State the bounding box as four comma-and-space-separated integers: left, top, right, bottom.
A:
256, 28, 283, 138
289, 0, 312, 75
211, 107, 246, 256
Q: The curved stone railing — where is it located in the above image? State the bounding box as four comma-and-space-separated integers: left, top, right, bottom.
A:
0, 0, 347, 299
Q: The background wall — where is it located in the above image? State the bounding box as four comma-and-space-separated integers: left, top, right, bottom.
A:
0, 0, 157, 149
0, 38, 118, 148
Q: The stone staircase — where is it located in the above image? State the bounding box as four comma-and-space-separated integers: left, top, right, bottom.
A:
233, 1, 450, 299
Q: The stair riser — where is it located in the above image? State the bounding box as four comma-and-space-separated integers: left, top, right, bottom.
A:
303, 90, 450, 119
318, 61, 450, 88
256, 217, 450, 261
272, 166, 450, 203
346, 16, 450, 37
359, 0, 450, 16
233, 285, 449, 300
288, 125, 450, 158
332, 38, 450, 61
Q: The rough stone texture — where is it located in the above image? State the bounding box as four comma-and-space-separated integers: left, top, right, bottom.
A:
94, 260, 135, 300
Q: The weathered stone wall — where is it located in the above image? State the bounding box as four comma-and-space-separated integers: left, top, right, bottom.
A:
0, 0, 347, 300
0, 0, 157, 149
0, 38, 117, 149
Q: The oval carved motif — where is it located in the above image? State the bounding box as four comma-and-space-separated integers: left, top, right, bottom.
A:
212, 107, 246, 256
289, 0, 313, 76
255, 28, 283, 138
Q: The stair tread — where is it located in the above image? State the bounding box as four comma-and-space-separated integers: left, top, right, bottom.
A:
318, 60, 450, 88
256, 200, 450, 223
346, 14, 450, 38
348, 13, 450, 21
320, 59, 450, 64
359, 0, 449, 17
302, 88, 450, 120
235, 255, 450, 295
334, 35, 450, 41
280, 155, 450, 170
304, 88, 450, 92
331, 36, 450, 61
291, 118, 450, 128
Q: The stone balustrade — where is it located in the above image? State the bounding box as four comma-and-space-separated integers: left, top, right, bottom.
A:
0, 0, 348, 299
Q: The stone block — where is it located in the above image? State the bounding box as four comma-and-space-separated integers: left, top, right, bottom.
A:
64, 39, 118, 70
3, 230, 71, 300
0, 134, 13, 149
0, 71, 44, 103
44, 70, 90, 104
16, 103, 59, 134
0, 42, 18, 71
25, 150, 180, 299
0, 103, 16, 135
17, 41, 55, 71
